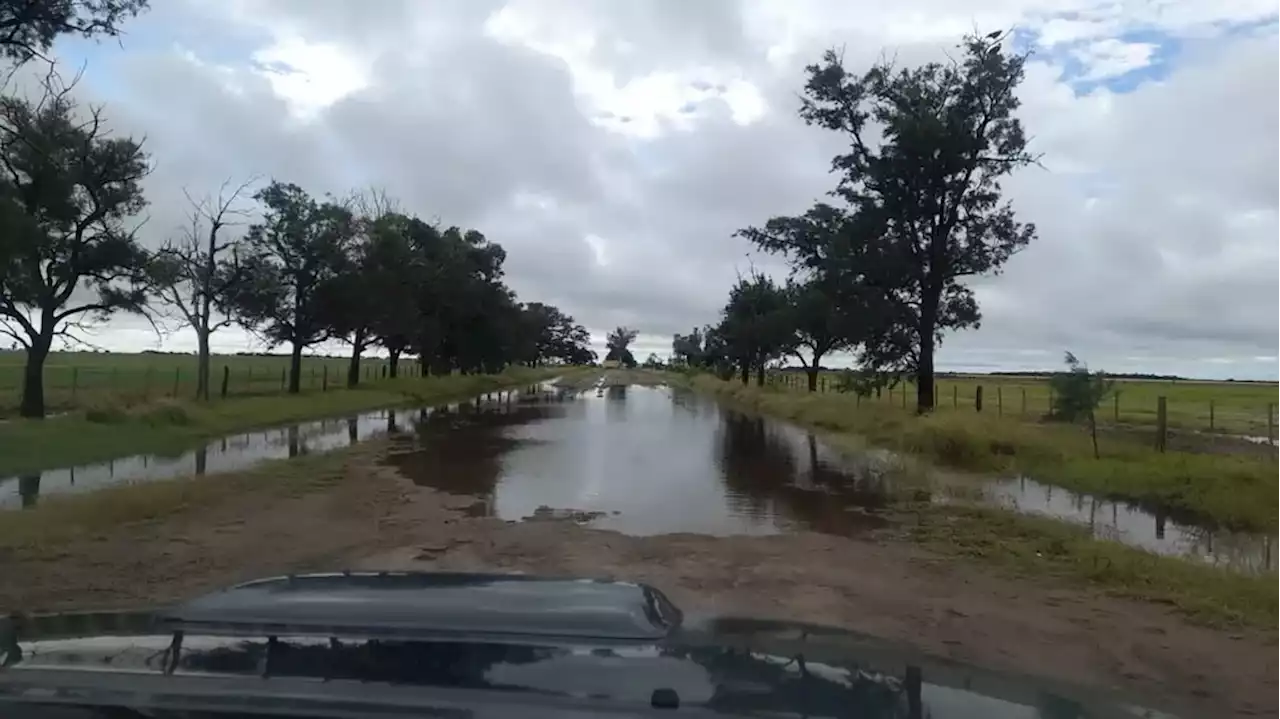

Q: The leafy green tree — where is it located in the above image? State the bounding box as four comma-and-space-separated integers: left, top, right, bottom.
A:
797, 32, 1038, 412
718, 273, 791, 386
0, 88, 150, 417
1049, 351, 1115, 458
228, 181, 356, 393
0, 0, 149, 63
605, 326, 638, 367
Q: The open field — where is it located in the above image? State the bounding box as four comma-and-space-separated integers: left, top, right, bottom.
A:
0, 366, 566, 477
770, 370, 1278, 438
0, 350, 418, 417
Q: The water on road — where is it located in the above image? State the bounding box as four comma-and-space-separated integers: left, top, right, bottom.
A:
1, 381, 1272, 573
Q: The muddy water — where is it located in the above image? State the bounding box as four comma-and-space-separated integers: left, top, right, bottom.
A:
383, 383, 896, 537
0, 387, 550, 510
982, 477, 1276, 574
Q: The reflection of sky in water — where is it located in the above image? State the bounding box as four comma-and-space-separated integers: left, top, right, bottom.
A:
0, 389, 530, 509
984, 477, 1275, 573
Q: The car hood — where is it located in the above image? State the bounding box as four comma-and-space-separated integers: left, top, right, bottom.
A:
0, 572, 1189, 719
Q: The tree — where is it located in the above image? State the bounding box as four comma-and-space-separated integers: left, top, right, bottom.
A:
605, 326, 637, 367
228, 181, 356, 394
782, 278, 857, 392
717, 273, 791, 387
520, 302, 592, 366
0, 0, 149, 64
0, 84, 150, 417
1048, 351, 1115, 459
145, 178, 255, 400
797, 32, 1038, 412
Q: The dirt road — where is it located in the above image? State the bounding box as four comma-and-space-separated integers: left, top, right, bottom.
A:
1, 440, 1272, 719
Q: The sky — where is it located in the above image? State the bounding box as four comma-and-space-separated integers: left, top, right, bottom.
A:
13, 0, 1279, 379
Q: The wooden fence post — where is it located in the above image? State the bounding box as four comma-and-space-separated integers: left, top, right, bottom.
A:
1208, 399, 1214, 431
172, 367, 180, 398
1155, 396, 1167, 452
322, 365, 328, 392
975, 385, 983, 413
1020, 387, 1026, 416
1113, 391, 1120, 422
901, 383, 906, 408
220, 366, 230, 399
1269, 403, 1275, 446
953, 385, 957, 408
279, 368, 286, 390
310, 366, 316, 388
997, 386, 1003, 416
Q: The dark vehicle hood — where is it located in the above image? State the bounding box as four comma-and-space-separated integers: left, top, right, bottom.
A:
0, 572, 1189, 719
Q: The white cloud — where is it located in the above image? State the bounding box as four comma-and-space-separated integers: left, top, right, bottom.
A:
23, 0, 1279, 380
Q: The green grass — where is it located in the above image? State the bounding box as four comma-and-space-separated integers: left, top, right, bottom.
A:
904, 504, 1277, 629
0, 366, 567, 477
0, 350, 417, 417
771, 370, 1278, 437
691, 375, 1278, 534
0, 446, 355, 561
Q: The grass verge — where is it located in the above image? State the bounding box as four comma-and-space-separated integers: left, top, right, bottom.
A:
0, 367, 571, 477
0, 447, 358, 562
688, 375, 1277, 534
901, 503, 1277, 630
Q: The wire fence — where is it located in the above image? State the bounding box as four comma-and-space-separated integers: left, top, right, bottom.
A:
0, 356, 424, 417
765, 371, 1277, 444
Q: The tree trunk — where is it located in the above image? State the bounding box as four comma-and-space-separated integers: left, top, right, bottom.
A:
19, 335, 52, 419
806, 365, 819, 392
288, 342, 303, 394
346, 330, 365, 389
916, 299, 939, 413
388, 347, 401, 378
755, 364, 765, 387
739, 361, 749, 385
196, 330, 211, 401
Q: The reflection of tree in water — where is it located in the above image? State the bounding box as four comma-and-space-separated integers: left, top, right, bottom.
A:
180, 636, 553, 690
714, 413, 893, 535
19, 473, 40, 508
605, 384, 628, 422
381, 403, 551, 500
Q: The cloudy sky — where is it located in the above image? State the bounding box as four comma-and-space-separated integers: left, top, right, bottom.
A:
28, 0, 1280, 379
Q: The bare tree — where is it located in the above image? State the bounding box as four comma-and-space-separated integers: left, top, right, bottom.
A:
145, 177, 258, 400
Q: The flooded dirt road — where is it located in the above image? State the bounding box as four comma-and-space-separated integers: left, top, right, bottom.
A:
2, 375, 1274, 718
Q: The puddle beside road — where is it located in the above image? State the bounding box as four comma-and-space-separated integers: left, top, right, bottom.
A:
0, 384, 568, 509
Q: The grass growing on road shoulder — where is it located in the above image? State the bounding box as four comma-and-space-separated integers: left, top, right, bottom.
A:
903, 504, 1277, 630
0, 447, 355, 563
689, 375, 1277, 533
0, 367, 566, 477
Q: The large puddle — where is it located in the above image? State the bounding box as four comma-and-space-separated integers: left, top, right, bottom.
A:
2, 382, 1272, 574
0, 386, 555, 510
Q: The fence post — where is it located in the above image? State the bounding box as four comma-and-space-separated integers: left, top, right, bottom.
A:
310, 366, 316, 389
975, 385, 983, 413
70, 367, 78, 402
1268, 403, 1275, 446
997, 386, 1003, 416
322, 365, 328, 392
1155, 396, 1167, 453
280, 368, 286, 390
1021, 387, 1027, 416
1113, 391, 1120, 423
1208, 399, 1214, 431
901, 383, 907, 408
172, 367, 180, 398
953, 385, 958, 408
221, 366, 230, 399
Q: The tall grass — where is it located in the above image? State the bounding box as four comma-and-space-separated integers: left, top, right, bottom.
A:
692, 375, 1278, 533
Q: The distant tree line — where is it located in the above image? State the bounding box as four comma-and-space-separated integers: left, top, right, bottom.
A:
673, 32, 1040, 412
0, 2, 594, 418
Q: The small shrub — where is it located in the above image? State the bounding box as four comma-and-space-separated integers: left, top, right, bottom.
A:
131, 400, 191, 427
84, 405, 127, 424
